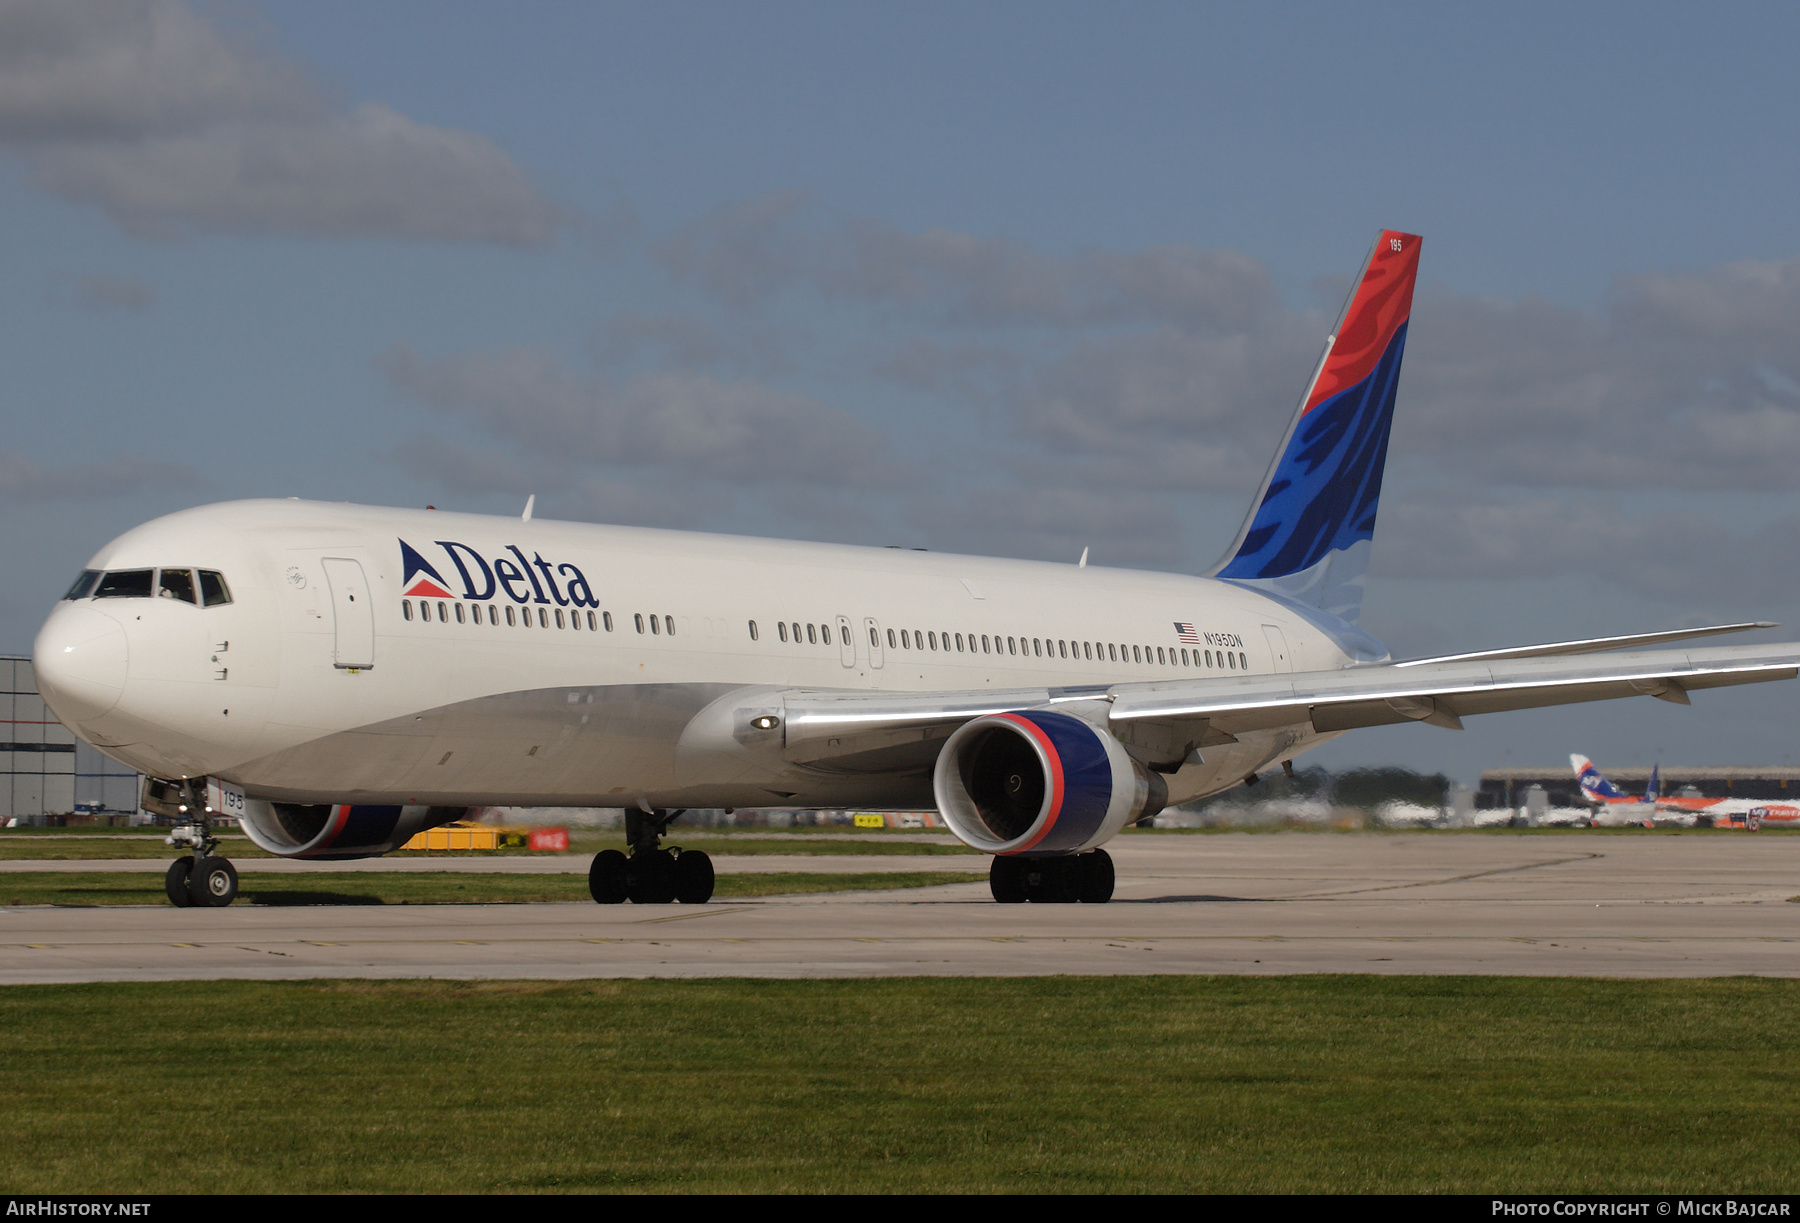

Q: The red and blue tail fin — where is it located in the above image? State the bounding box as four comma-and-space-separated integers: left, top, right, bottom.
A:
1209, 229, 1420, 625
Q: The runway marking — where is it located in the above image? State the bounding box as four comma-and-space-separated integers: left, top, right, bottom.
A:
1293, 854, 1604, 899
634, 906, 754, 925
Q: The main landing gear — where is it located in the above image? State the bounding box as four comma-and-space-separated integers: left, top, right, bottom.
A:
988, 849, 1114, 904
163, 781, 239, 908
588, 807, 715, 905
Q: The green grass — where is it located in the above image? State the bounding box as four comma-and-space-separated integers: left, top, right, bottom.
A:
0, 831, 971, 861
0, 869, 977, 907
0, 976, 1795, 1193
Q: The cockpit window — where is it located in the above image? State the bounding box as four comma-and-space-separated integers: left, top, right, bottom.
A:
94, 569, 153, 599
63, 570, 101, 600
158, 568, 197, 604
198, 570, 231, 607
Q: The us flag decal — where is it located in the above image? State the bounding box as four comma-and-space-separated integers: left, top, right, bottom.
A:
1174, 622, 1200, 644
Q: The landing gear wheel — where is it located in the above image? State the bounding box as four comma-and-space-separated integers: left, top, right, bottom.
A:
628, 848, 676, 904
1074, 849, 1115, 904
588, 850, 628, 904
1023, 857, 1078, 903
189, 857, 238, 907
672, 850, 715, 904
165, 857, 196, 908
989, 856, 1027, 903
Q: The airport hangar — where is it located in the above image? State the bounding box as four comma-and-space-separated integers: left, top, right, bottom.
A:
2, 655, 141, 826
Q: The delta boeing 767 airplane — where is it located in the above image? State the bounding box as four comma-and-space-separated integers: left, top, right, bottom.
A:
31, 231, 1800, 907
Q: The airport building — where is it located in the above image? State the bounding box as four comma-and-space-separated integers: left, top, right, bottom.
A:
2, 656, 141, 825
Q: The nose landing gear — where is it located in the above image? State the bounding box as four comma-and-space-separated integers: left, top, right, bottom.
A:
587, 807, 715, 905
161, 780, 241, 907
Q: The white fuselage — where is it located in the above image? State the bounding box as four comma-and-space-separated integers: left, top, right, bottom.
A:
33, 500, 1358, 811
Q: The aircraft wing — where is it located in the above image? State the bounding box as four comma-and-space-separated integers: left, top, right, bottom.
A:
779, 642, 1800, 768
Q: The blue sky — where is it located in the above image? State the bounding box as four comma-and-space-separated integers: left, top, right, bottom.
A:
5, 1, 1800, 782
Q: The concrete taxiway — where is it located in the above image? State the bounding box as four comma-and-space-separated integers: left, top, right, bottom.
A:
2, 832, 1797, 983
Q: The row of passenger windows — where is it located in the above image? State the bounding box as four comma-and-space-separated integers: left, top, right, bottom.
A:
879, 627, 1244, 671
401, 599, 676, 637
768, 618, 1249, 671
401, 599, 1249, 672
64, 568, 232, 607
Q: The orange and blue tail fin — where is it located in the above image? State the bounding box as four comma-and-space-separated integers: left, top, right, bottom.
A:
1572, 753, 1633, 803
1210, 229, 1421, 625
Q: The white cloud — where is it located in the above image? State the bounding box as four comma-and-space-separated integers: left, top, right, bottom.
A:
0, 449, 188, 501
378, 343, 907, 488
0, 0, 558, 244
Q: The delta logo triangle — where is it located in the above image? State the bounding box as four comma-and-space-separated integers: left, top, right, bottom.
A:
400, 539, 453, 599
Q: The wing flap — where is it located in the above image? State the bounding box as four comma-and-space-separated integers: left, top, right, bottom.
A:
1391, 622, 1776, 668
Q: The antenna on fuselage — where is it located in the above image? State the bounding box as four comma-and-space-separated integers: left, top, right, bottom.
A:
1078, 546, 1088, 568
522, 494, 535, 522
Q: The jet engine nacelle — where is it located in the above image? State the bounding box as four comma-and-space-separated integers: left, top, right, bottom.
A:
933, 709, 1168, 855
239, 800, 467, 860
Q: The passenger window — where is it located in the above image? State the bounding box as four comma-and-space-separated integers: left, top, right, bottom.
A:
928, 632, 937, 651
421, 601, 433, 623
749, 620, 759, 641
1084, 642, 1092, 660
806, 623, 816, 644
198, 570, 232, 606
505, 605, 516, 627
1132, 645, 1141, 663
456, 603, 467, 624
1239, 651, 1247, 670
820, 624, 831, 645
555, 608, 565, 629
1007, 637, 1016, 655
666, 616, 675, 636
402, 600, 413, 622
779, 622, 789, 642
158, 569, 197, 604
603, 611, 614, 632
651, 614, 661, 635
914, 630, 923, 650
869, 626, 878, 646
636, 614, 646, 634
437, 601, 448, 621
95, 569, 153, 599
63, 570, 102, 600
1228, 652, 1236, 669
899, 629, 910, 649
887, 628, 896, 648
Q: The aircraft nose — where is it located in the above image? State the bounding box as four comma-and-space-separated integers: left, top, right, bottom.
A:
33, 604, 129, 725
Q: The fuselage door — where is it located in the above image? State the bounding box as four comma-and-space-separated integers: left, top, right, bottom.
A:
1262, 624, 1292, 673
322, 557, 375, 669
864, 617, 884, 670
836, 615, 856, 668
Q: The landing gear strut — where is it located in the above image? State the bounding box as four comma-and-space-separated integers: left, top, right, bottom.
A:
588, 807, 714, 905
163, 780, 239, 907
989, 849, 1114, 904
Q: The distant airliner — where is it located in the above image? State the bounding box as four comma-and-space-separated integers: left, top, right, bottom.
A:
32, 231, 1800, 907
1574, 755, 1800, 830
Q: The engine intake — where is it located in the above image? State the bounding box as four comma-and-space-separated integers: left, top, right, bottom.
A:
933, 710, 1167, 855
239, 801, 466, 860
